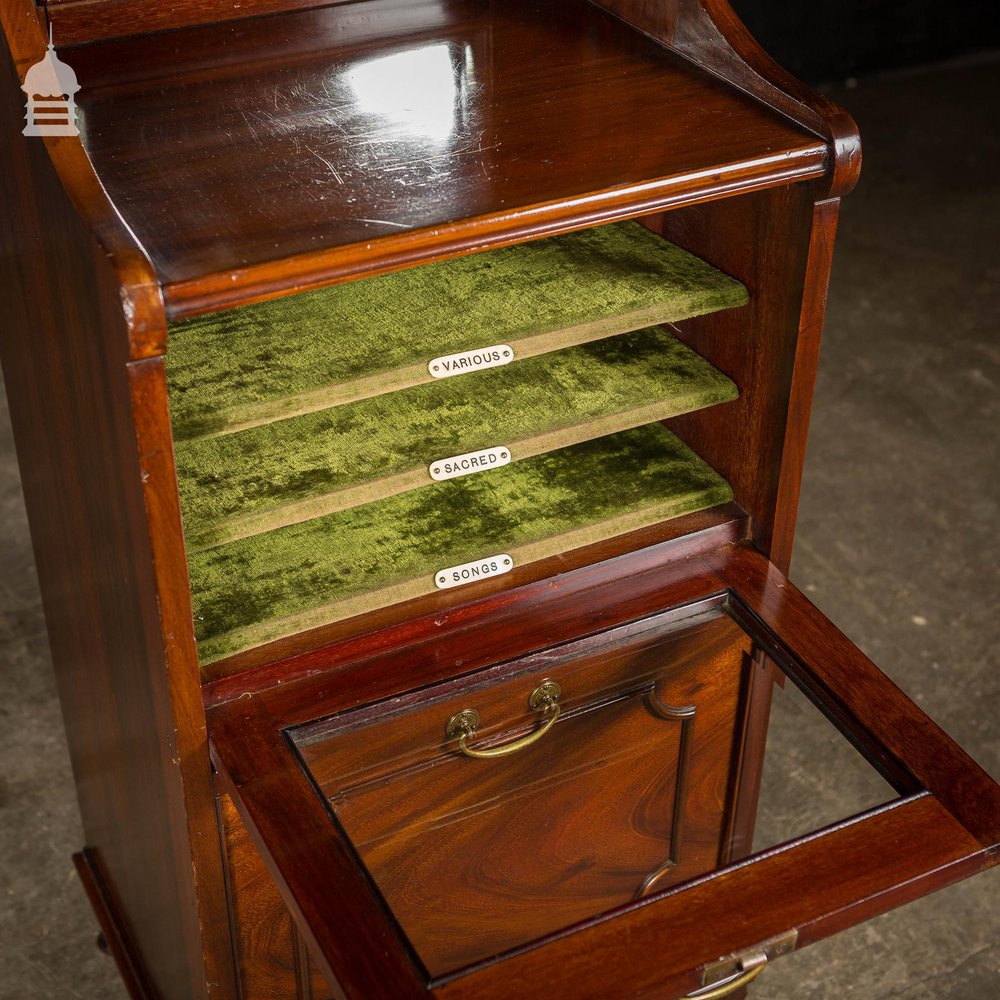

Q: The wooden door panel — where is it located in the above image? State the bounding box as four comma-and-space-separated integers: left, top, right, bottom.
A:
208, 544, 1000, 1000
307, 617, 751, 974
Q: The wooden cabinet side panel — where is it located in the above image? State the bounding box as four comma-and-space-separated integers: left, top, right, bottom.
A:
645, 183, 821, 569
587, 0, 861, 197
219, 795, 336, 1000
0, 13, 231, 999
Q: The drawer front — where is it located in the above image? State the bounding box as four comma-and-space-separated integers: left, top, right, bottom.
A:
301, 616, 752, 975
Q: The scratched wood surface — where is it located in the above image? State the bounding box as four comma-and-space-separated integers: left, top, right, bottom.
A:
66, 0, 827, 315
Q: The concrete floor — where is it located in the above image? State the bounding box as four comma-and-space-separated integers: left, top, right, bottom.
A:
2, 55, 999, 1000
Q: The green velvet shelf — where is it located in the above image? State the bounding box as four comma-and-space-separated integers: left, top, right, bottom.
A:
175, 327, 737, 550
166, 220, 747, 441
188, 424, 733, 665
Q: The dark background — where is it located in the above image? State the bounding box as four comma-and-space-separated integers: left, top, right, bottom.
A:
730, 0, 1000, 82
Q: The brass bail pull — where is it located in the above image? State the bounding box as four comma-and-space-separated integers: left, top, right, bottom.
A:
683, 927, 799, 1000
684, 930, 797, 1000
446, 681, 561, 759
682, 959, 765, 999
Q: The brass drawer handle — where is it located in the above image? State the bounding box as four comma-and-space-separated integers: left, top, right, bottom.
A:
446, 681, 561, 759
684, 961, 765, 999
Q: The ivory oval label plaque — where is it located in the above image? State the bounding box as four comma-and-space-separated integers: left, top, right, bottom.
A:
428, 344, 514, 378
429, 446, 511, 482
435, 554, 514, 590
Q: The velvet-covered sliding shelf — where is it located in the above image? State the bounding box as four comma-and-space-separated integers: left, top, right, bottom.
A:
165, 221, 747, 441
188, 424, 732, 664
175, 327, 737, 551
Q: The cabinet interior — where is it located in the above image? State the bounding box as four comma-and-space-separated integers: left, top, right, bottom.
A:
56, 0, 827, 675
165, 220, 755, 665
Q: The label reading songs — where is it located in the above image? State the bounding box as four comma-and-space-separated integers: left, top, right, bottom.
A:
435, 554, 514, 590
429, 446, 512, 482
428, 344, 514, 378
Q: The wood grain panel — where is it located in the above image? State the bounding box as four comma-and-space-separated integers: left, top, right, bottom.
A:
0, 3, 232, 996
304, 616, 750, 975
219, 795, 337, 999
436, 796, 986, 1000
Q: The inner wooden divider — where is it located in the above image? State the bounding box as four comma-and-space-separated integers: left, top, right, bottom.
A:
642, 183, 821, 568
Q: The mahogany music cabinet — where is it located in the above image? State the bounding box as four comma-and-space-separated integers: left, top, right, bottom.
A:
2, 2, 998, 998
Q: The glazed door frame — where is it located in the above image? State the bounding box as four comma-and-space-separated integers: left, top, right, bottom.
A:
208, 543, 1000, 1000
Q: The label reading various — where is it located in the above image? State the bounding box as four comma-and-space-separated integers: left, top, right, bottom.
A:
435, 554, 514, 590
428, 344, 514, 379
429, 446, 512, 482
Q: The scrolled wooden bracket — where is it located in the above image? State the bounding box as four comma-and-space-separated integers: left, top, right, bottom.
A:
0, 0, 167, 361
589, 0, 862, 198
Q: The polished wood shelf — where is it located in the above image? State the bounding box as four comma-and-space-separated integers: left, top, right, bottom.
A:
68, 0, 828, 317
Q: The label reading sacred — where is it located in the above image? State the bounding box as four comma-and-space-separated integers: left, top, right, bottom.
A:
428, 344, 514, 379
435, 554, 514, 590
429, 446, 511, 482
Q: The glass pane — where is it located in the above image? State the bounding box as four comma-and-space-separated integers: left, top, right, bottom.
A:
291, 606, 901, 978
753, 680, 897, 853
